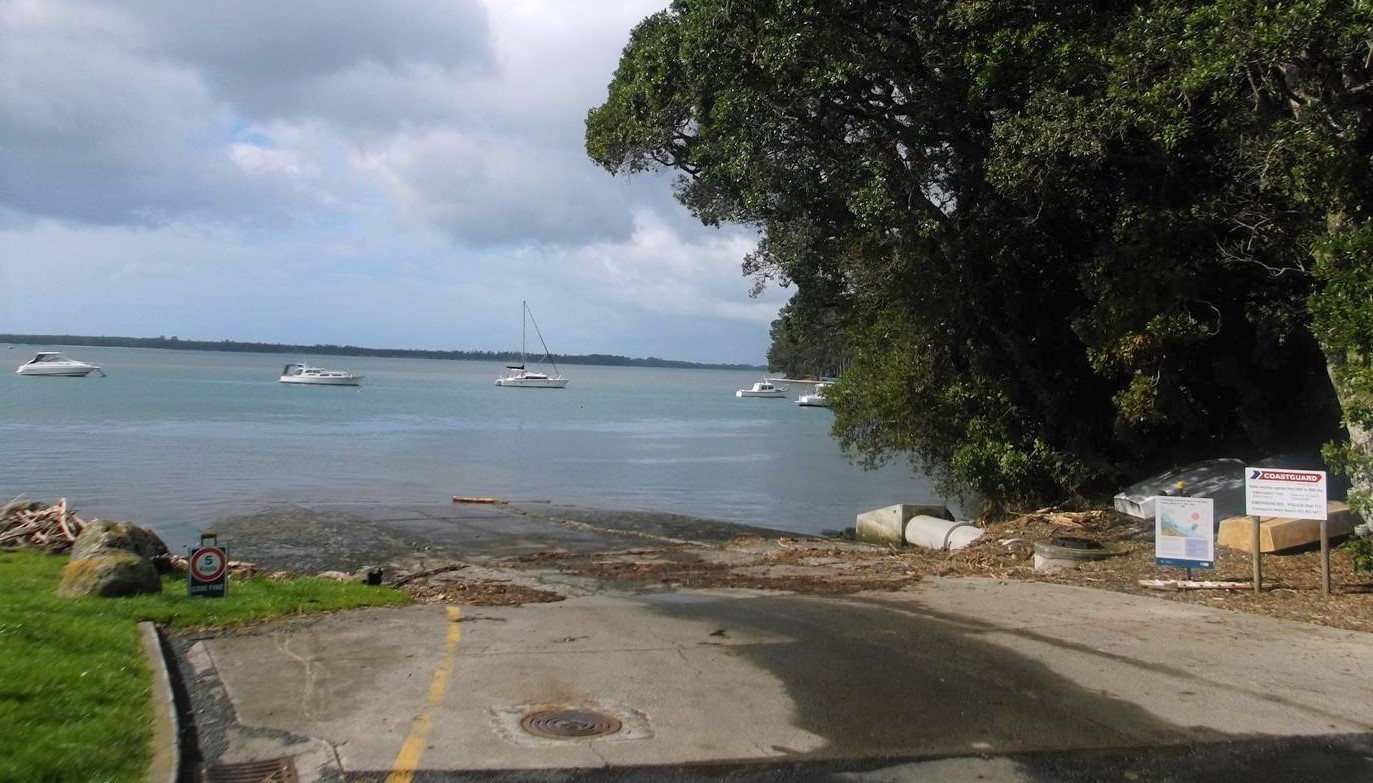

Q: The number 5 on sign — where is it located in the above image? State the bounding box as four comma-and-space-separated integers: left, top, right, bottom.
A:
188, 533, 229, 598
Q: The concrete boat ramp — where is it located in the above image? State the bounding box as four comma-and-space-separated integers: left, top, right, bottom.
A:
172, 503, 1373, 782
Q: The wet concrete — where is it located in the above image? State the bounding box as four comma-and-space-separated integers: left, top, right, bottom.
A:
649, 593, 1201, 758
173, 504, 1373, 783
207, 501, 792, 575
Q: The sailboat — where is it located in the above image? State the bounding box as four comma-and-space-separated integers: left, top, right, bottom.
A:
494, 301, 569, 388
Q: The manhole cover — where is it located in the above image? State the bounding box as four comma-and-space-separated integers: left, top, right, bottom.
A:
521, 708, 623, 739
1048, 536, 1103, 550
204, 757, 299, 783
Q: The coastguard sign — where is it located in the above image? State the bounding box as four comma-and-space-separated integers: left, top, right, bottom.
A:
1244, 468, 1327, 519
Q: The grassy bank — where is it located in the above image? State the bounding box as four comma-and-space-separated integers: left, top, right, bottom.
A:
0, 550, 409, 782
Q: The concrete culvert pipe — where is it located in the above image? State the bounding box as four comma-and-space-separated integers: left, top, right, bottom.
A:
905, 515, 984, 550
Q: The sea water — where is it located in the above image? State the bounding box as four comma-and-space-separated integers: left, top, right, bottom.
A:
0, 344, 948, 550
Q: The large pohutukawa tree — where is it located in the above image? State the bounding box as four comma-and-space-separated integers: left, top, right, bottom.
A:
586, 0, 1367, 515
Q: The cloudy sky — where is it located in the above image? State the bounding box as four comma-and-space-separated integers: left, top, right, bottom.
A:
0, 0, 786, 365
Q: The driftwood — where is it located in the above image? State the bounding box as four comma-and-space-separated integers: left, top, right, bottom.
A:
1138, 579, 1252, 591
452, 496, 509, 504
0, 498, 88, 554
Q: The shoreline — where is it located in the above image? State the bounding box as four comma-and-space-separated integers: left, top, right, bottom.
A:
199, 499, 1373, 635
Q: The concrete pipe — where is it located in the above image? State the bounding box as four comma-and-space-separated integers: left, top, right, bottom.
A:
905, 515, 984, 551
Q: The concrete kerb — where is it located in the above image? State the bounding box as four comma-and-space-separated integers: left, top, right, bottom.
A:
139, 621, 182, 783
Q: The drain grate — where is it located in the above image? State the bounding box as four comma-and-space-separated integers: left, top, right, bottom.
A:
203, 757, 299, 783
521, 708, 623, 739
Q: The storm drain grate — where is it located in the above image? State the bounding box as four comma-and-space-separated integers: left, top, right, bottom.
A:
521, 708, 624, 739
203, 757, 299, 783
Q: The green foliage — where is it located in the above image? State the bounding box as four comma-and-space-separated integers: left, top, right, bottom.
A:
587, 0, 1370, 511
1346, 534, 1373, 575
0, 551, 407, 783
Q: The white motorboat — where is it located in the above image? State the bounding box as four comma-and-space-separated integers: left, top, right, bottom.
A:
736, 379, 788, 398
495, 301, 568, 388
15, 351, 104, 377
796, 382, 833, 408
279, 363, 364, 386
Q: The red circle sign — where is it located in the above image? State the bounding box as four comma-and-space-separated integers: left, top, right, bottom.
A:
191, 546, 227, 581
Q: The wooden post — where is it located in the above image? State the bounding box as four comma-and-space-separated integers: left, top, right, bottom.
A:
1320, 518, 1331, 598
1251, 514, 1262, 593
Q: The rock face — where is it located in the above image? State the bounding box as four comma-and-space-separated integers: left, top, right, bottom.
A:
59, 520, 168, 598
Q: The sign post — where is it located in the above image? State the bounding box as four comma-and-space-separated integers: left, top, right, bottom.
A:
1243, 467, 1327, 596
188, 532, 229, 598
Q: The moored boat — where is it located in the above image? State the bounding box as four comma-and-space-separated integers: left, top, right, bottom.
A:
279, 363, 364, 386
495, 301, 568, 388
736, 379, 788, 398
796, 381, 833, 407
15, 351, 104, 377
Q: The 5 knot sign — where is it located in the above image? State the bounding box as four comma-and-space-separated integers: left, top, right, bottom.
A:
189, 533, 229, 598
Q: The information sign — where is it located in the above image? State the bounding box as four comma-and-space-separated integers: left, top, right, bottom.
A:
1244, 467, 1327, 519
188, 538, 229, 598
1155, 496, 1214, 569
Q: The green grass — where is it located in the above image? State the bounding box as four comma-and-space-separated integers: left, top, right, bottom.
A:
0, 550, 409, 782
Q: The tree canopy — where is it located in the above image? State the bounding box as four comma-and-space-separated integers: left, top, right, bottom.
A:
587, 0, 1373, 515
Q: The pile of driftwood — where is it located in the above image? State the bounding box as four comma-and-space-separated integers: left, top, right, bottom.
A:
1, 498, 88, 554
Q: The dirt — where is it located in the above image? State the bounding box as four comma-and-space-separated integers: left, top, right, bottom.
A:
379, 509, 1372, 634
165, 502, 1370, 634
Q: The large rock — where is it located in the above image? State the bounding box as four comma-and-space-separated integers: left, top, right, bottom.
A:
59, 549, 162, 597
71, 520, 169, 563
59, 519, 168, 598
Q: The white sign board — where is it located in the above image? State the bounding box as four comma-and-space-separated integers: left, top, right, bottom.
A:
1155, 496, 1214, 569
1244, 467, 1327, 519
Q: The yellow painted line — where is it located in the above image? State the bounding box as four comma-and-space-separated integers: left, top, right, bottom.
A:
386, 605, 462, 783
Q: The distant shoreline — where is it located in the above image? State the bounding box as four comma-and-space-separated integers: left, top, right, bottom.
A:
1, 333, 764, 372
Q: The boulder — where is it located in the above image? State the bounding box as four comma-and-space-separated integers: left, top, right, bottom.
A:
59, 549, 163, 597
71, 520, 169, 563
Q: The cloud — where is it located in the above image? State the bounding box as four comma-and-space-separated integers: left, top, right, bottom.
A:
128, 0, 493, 127
0, 0, 787, 365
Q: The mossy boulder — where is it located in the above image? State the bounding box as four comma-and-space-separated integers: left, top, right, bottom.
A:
59, 519, 169, 597
70, 520, 169, 562
58, 549, 162, 597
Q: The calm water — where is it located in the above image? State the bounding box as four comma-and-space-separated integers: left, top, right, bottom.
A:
0, 345, 946, 550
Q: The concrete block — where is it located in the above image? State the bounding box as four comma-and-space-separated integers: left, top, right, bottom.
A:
856, 504, 952, 547
1217, 502, 1360, 553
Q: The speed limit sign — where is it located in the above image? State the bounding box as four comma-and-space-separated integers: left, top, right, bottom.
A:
188, 534, 229, 598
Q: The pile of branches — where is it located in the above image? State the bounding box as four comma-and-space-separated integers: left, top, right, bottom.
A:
1, 498, 88, 554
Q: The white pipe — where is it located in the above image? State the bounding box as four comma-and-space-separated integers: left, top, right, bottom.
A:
904, 515, 983, 550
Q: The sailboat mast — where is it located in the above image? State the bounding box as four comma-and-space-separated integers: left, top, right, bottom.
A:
524, 302, 561, 377
521, 300, 528, 365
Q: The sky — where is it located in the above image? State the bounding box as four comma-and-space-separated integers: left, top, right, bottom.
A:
0, 0, 789, 365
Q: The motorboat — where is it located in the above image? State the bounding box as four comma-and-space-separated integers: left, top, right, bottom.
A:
495, 301, 568, 388
279, 363, 364, 386
796, 381, 833, 407
736, 379, 788, 398
15, 351, 104, 377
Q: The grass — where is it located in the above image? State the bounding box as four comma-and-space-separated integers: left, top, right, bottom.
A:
0, 550, 410, 783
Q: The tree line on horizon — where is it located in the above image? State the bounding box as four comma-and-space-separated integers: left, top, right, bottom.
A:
0, 334, 763, 372
587, 0, 1373, 517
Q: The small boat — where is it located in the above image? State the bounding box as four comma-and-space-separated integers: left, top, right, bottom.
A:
15, 351, 104, 377
279, 363, 364, 386
495, 301, 568, 388
796, 381, 833, 408
736, 379, 789, 398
